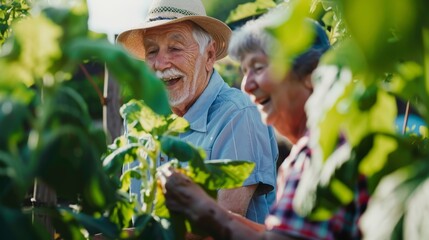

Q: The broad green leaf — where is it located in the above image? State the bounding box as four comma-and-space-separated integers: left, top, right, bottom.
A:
64, 210, 120, 239
170, 213, 187, 240
0, 206, 48, 240
53, 209, 87, 240
120, 169, 143, 192
0, 99, 30, 150
153, 183, 169, 219
341, 0, 422, 74
166, 115, 189, 134
109, 192, 135, 229
0, 151, 30, 207
66, 39, 171, 116
226, 0, 276, 24
270, 0, 315, 79
37, 126, 116, 213
40, 86, 93, 130
202, 159, 255, 190
306, 65, 353, 163
121, 99, 167, 134
132, 214, 174, 240
10, 14, 62, 85
102, 144, 140, 177
360, 162, 429, 240
295, 140, 356, 220
404, 177, 429, 239
367, 134, 429, 193
160, 136, 205, 163
359, 134, 397, 177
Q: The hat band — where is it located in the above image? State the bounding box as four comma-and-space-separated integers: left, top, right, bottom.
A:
149, 6, 198, 16
149, 16, 178, 22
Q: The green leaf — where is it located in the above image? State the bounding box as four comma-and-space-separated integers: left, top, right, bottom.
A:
202, 159, 255, 190
37, 126, 115, 213
132, 214, 174, 240
66, 39, 171, 116
270, 0, 315, 79
6, 14, 62, 85
0, 99, 30, 150
166, 115, 190, 134
109, 192, 135, 229
0, 206, 48, 240
121, 99, 167, 134
0, 151, 30, 207
360, 162, 429, 239
102, 144, 140, 177
341, 0, 423, 74
53, 209, 87, 240
153, 183, 169, 219
226, 0, 276, 24
160, 136, 205, 163
68, 211, 120, 238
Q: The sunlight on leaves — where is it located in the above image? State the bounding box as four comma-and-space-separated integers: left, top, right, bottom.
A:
12, 15, 62, 85
361, 162, 429, 240
226, 0, 276, 24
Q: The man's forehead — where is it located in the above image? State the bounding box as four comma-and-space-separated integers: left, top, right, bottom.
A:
143, 21, 194, 39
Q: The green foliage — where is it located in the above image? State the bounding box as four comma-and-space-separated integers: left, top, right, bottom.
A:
225, 0, 276, 24
109, 99, 255, 238
0, 0, 30, 45
0, 1, 255, 238
270, 0, 429, 238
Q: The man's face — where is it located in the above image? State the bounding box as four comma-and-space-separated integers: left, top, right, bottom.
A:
143, 22, 212, 116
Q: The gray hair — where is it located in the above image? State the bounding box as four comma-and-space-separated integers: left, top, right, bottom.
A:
228, 11, 330, 79
228, 16, 275, 62
190, 22, 213, 55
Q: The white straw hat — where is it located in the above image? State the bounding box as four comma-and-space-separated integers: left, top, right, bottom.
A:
117, 0, 232, 60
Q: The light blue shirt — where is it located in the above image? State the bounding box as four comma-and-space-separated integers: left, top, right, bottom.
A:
178, 70, 278, 223
128, 70, 278, 224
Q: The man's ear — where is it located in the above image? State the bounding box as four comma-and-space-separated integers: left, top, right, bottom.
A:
205, 41, 216, 72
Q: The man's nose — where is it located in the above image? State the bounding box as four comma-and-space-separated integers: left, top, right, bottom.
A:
152, 51, 171, 71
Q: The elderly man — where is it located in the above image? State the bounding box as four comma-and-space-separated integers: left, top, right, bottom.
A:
117, 0, 278, 223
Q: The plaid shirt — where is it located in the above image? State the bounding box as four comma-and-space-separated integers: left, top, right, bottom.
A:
265, 135, 369, 240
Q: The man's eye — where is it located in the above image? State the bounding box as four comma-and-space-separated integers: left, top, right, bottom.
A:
146, 49, 157, 55
169, 47, 181, 52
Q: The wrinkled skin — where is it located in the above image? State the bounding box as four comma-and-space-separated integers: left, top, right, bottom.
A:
143, 21, 216, 116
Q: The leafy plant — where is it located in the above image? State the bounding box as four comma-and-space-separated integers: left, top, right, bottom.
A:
265, 0, 429, 238
105, 99, 255, 238
0, 0, 30, 45
0, 2, 255, 239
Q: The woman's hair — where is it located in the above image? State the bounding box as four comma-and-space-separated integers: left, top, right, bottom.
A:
228, 15, 274, 61
228, 11, 330, 79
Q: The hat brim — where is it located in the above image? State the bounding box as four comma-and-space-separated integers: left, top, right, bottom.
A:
117, 16, 231, 60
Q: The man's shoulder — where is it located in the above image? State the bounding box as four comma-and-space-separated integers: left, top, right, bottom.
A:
214, 86, 254, 110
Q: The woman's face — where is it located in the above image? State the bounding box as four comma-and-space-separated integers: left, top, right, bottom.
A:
240, 50, 312, 142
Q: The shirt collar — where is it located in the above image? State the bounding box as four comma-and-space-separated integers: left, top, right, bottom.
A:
183, 70, 224, 132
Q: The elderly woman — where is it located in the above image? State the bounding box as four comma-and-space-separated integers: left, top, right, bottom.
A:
160, 12, 369, 240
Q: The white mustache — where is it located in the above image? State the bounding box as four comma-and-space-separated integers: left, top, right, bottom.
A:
155, 68, 184, 80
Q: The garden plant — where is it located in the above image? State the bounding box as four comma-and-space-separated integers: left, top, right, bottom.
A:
1, 0, 429, 239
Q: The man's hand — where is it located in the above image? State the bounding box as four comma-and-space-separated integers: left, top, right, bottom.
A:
158, 166, 215, 222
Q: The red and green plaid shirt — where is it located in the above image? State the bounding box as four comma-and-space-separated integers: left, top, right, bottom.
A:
265, 134, 369, 240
